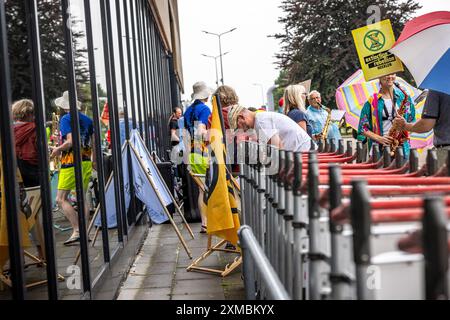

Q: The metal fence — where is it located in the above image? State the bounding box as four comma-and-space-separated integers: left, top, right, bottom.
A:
0, 0, 179, 300
239, 139, 450, 300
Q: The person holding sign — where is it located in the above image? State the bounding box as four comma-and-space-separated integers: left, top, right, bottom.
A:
357, 74, 415, 158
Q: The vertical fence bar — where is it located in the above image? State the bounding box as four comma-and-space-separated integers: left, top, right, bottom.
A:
0, 0, 26, 300
307, 157, 321, 300
61, 0, 91, 295
99, 0, 124, 242
350, 179, 374, 300
115, 0, 138, 227
123, 0, 137, 130
141, 1, 155, 153
24, 0, 58, 298
423, 196, 448, 300
83, 0, 110, 262
136, 0, 151, 150
104, 0, 129, 236
130, 0, 144, 138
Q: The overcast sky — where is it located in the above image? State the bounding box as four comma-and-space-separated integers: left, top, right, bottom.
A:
178, 0, 450, 109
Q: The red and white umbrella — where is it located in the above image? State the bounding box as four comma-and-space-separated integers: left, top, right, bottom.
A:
390, 11, 450, 95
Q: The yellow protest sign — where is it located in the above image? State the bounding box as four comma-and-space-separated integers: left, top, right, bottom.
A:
352, 19, 404, 81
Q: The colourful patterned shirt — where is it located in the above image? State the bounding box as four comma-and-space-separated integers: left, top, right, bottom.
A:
357, 87, 415, 158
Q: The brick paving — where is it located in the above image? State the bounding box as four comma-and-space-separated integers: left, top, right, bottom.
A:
117, 223, 245, 300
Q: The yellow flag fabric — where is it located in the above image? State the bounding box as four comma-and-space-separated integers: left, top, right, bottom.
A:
0, 141, 31, 268
206, 96, 241, 246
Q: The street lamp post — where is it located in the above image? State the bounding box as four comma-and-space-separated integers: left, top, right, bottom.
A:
253, 83, 265, 107
201, 52, 229, 87
202, 28, 237, 85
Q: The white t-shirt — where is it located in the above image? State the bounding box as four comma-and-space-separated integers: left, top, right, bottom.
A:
383, 99, 394, 135
254, 112, 312, 152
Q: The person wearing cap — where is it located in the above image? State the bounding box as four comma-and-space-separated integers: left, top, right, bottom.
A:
228, 105, 313, 152
50, 91, 95, 246
184, 82, 213, 233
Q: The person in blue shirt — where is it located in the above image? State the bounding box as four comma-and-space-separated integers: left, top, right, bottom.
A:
283, 84, 312, 136
306, 90, 342, 143
51, 91, 95, 246
183, 81, 213, 233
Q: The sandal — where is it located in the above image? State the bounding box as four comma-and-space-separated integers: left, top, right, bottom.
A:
200, 225, 207, 234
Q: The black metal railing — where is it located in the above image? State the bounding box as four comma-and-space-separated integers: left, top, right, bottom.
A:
0, 0, 180, 300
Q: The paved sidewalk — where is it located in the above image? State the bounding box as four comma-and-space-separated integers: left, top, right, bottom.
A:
117, 223, 245, 300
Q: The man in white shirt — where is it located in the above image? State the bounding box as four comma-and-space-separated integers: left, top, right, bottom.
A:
228, 105, 313, 152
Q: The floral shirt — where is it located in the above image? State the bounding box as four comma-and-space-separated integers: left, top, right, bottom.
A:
357, 87, 415, 158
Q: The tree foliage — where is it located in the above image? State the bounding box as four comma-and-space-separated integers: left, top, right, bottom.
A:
274, 0, 421, 108
6, 0, 89, 114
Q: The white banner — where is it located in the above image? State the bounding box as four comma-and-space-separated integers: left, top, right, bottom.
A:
94, 146, 131, 228
130, 130, 173, 206
130, 146, 169, 224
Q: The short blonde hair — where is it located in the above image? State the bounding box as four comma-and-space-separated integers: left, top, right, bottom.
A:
215, 85, 239, 108
283, 84, 306, 114
12, 99, 34, 121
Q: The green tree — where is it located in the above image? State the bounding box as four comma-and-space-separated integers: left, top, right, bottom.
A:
274, 0, 421, 108
6, 0, 89, 115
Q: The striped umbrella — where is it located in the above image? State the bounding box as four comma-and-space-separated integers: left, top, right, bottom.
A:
390, 11, 450, 95
336, 69, 433, 149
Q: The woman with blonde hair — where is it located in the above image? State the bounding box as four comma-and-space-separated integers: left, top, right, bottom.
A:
12, 99, 40, 188
283, 84, 312, 136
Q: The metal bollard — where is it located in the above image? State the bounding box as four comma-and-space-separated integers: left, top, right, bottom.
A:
372, 144, 380, 163
248, 142, 256, 229
338, 139, 345, 155
318, 139, 324, 153
270, 146, 280, 270
350, 179, 374, 300
356, 141, 363, 163
277, 149, 287, 282
447, 150, 450, 177
330, 138, 337, 153
329, 165, 353, 299
409, 149, 419, 173
264, 144, 272, 259
310, 139, 316, 152
346, 141, 353, 163
308, 156, 322, 300
383, 146, 392, 168
258, 144, 267, 252
293, 151, 307, 300
427, 149, 438, 176
422, 196, 449, 300
324, 139, 329, 153
284, 151, 294, 296
395, 147, 405, 169
240, 141, 249, 225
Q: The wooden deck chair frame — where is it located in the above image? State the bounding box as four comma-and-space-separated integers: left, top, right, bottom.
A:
1, 186, 64, 290
186, 172, 242, 277
128, 142, 193, 258
75, 140, 195, 264
132, 133, 194, 239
